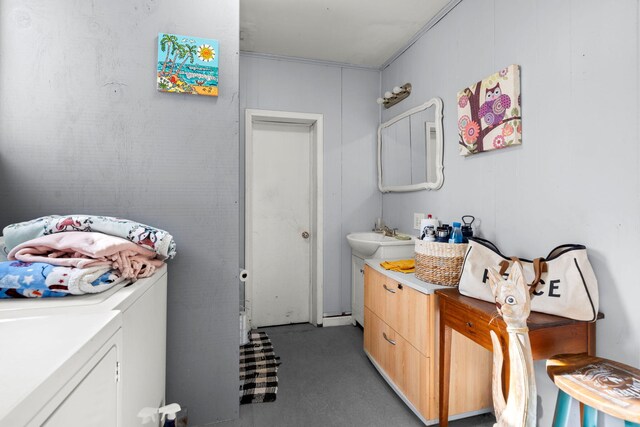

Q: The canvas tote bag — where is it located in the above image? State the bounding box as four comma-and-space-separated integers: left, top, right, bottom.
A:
458, 237, 599, 321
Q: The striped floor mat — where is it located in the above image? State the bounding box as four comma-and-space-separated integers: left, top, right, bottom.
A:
239, 330, 280, 404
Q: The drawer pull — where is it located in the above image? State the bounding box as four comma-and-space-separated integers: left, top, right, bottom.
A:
466, 321, 473, 328
382, 332, 396, 345
383, 284, 396, 294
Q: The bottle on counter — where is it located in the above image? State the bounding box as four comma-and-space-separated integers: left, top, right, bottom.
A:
436, 226, 450, 243
461, 215, 475, 243
442, 223, 452, 236
422, 225, 436, 242
425, 214, 439, 229
449, 222, 464, 244
420, 214, 440, 239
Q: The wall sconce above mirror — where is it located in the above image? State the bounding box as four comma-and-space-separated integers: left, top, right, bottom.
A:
377, 98, 444, 192
376, 83, 412, 109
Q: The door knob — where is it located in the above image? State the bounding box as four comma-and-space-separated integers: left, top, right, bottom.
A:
302, 231, 310, 239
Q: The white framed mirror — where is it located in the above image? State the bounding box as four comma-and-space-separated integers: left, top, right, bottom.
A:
377, 97, 444, 192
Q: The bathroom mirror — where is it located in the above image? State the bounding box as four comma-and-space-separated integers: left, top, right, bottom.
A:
377, 97, 444, 192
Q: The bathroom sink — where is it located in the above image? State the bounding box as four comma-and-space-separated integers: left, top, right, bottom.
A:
346, 232, 415, 259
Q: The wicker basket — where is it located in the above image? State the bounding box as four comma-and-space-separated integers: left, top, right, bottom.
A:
415, 240, 468, 287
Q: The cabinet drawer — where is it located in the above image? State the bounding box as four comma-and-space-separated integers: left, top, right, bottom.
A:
364, 308, 430, 417
364, 266, 431, 355
363, 265, 385, 316
364, 307, 401, 383
441, 298, 496, 351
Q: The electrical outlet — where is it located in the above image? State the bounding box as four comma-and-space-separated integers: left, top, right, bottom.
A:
413, 213, 425, 230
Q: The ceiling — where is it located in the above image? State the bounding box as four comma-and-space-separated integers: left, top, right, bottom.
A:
240, 0, 454, 68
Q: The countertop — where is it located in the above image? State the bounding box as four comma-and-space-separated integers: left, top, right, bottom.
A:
365, 258, 452, 295
0, 311, 122, 425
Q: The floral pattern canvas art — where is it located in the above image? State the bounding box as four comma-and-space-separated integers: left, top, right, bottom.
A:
157, 33, 219, 97
458, 65, 521, 156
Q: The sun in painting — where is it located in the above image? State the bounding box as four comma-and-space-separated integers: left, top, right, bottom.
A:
197, 44, 215, 62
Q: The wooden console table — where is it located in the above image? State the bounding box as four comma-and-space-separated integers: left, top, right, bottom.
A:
436, 288, 603, 427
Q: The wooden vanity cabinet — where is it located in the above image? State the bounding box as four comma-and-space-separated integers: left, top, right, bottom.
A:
363, 265, 491, 424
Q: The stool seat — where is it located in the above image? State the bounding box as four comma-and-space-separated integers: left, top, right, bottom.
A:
547, 353, 640, 424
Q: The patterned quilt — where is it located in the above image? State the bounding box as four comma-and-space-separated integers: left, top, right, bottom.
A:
0, 261, 126, 298
3, 215, 176, 259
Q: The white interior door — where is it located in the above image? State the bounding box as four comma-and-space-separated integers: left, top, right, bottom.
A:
249, 120, 312, 327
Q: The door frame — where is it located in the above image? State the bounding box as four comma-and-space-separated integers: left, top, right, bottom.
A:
245, 109, 324, 327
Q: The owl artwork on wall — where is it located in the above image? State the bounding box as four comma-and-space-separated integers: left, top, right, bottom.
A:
457, 65, 521, 156
479, 83, 510, 126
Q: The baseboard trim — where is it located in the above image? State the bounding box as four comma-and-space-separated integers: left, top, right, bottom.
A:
322, 315, 353, 327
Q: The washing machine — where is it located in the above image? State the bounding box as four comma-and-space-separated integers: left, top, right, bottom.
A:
0, 238, 168, 427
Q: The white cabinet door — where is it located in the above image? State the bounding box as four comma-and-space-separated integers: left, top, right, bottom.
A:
120, 275, 167, 427
43, 345, 119, 427
351, 255, 365, 326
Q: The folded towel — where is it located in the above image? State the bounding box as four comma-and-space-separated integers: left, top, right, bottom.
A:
3, 215, 176, 259
8, 232, 164, 280
380, 259, 415, 274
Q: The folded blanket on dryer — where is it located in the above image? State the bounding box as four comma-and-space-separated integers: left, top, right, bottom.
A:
8, 232, 164, 280
0, 261, 126, 298
3, 215, 176, 259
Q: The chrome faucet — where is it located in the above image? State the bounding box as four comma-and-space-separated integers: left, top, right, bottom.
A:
372, 220, 397, 236
380, 225, 398, 237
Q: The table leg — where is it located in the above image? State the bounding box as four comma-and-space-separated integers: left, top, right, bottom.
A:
439, 322, 452, 427
587, 322, 596, 356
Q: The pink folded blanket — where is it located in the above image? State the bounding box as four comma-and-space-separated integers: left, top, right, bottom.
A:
7, 232, 164, 279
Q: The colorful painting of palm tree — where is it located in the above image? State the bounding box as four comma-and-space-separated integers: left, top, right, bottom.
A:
157, 33, 219, 97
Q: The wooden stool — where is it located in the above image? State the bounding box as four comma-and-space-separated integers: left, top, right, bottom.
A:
547, 354, 640, 427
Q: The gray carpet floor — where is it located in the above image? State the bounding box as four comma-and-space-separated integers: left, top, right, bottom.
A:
212, 323, 495, 427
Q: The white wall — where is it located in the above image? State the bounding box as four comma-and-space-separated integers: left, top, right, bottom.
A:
381, 0, 639, 425
0, 1, 239, 424
240, 55, 381, 316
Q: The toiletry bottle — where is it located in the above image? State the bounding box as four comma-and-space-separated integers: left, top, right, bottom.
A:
425, 214, 439, 230
436, 226, 450, 243
461, 215, 475, 243
420, 215, 439, 239
423, 226, 436, 242
164, 413, 176, 427
449, 222, 464, 244
160, 403, 181, 427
